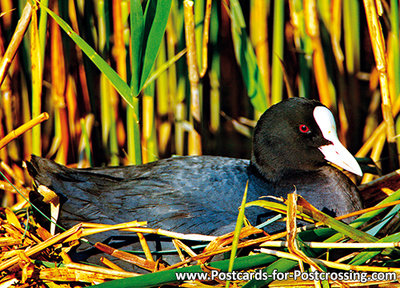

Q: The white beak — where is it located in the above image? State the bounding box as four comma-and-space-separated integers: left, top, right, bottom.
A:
313, 106, 363, 176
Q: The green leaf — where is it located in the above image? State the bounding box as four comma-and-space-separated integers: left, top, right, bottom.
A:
130, 0, 144, 95
349, 232, 400, 266
91, 254, 277, 288
366, 204, 400, 236
39, 3, 134, 108
141, 0, 172, 89
229, 0, 268, 112
226, 181, 248, 288
349, 233, 400, 265
243, 258, 298, 288
350, 188, 400, 230
246, 199, 314, 222
131, 0, 172, 95
297, 197, 378, 243
300, 188, 400, 251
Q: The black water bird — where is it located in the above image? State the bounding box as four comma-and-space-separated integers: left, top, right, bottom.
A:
27, 98, 363, 265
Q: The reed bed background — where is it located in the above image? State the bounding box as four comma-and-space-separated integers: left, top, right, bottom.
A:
1, 0, 400, 287
0, 0, 398, 181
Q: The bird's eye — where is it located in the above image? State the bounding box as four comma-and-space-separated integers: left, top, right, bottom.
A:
299, 124, 311, 134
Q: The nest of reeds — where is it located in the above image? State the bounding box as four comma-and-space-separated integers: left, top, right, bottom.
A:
2, 167, 400, 287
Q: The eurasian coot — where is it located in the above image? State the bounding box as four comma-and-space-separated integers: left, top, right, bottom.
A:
27, 97, 363, 266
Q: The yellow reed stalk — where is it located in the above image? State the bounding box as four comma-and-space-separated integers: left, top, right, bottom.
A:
65, 262, 139, 278
0, 224, 81, 272
164, 20, 180, 152
0, 111, 6, 161
286, 192, 303, 272
173, 239, 198, 259
0, 2, 32, 87
100, 257, 127, 272
143, 91, 158, 163
3, 222, 42, 245
331, 0, 344, 73
81, 225, 216, 242
158, 122, 171, 155
304, 0, 335, 110
94, 242, 158, 271
65, 76, 77, 139
388, 38, 396, 112
20, 77, 32, 159
162, 233, 288, 271
357, 122, 386, 157
166, 17, 178, 106
59, 250, 73, 264
375, 0, 384, 16
39, 267, 122, 282
1, 166, 27, 208
68, 0, 91, 111
0, 112, 49, 151
51, 1, 68, 164
113, 0, 127, 82
337, 99, 349, 147
172, 239, 186, 261
287, 192, 321, 272
288, 0, 299, 47
363, 90, 381, 141
154, 39, 170, 156
199, 0, 212, 77
358, 169, 400, 190
142, 94, 154, 163
250, 0, 270, 99
0, 180, 16, 191
114, 0, 131, 164
137, 232, 153, 261
362, 132, 386, 183
184, 0, 202, 155
176, 239, 198, 257
72, 221, 147, 240
358, 90, 400, 157
30, 4, 43, 156
50, 3, 66, 93
175, 101, 186, 155
0, 0, 13, 28
0, 237, 20, 247
155, 39, 169, 116
79, 221, 147, 228
334, 200, 400, 222
261, 240, 400, 249
209, 69, 220, 133
202, 226, 263, 255
363, 0, 399, 170
19, 251, 32, 283
1, 73, 19, 160
261, 247, 400, 274
4, 207, 21, 229
143, 49, 186, 90
77, 114, 94, 168
0, 8, 28, 160
0, 161, 24, 187
1, 249, 19, 260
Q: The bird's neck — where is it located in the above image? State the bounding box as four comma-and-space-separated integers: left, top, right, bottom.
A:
249, 158, 326, 184
249, 159, 284, 183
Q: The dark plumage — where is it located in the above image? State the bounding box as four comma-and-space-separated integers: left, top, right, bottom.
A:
27, 97, 363, 268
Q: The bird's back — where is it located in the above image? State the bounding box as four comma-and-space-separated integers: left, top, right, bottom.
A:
28, 155, 265, 235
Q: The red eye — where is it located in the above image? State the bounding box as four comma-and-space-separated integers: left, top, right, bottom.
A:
299, 124, 310, 134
